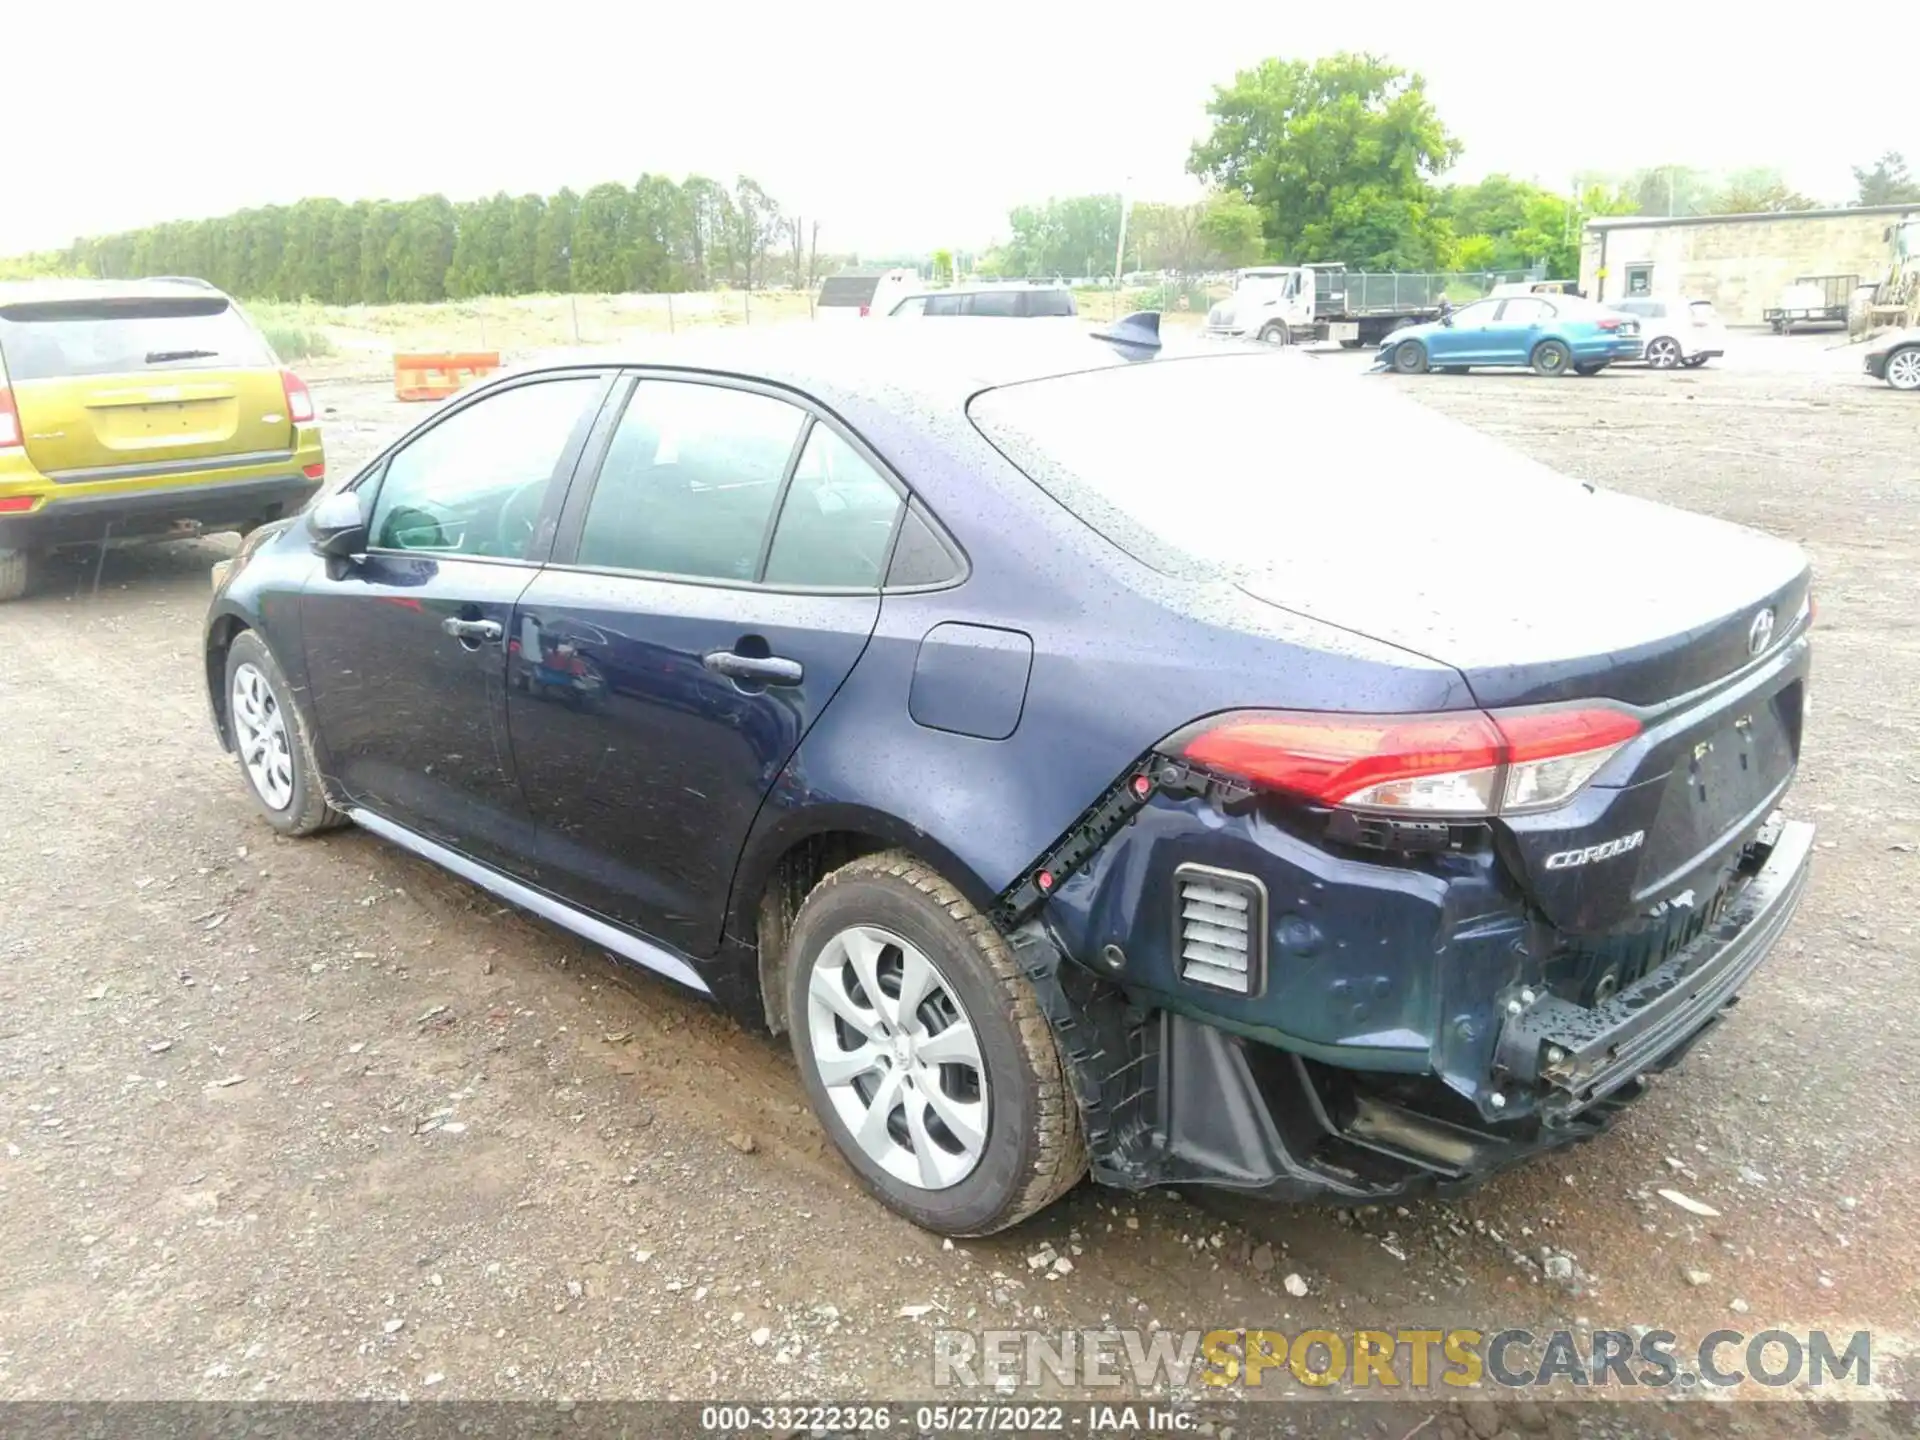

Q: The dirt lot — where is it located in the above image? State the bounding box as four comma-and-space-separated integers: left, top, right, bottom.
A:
1, 332, 1914, 1432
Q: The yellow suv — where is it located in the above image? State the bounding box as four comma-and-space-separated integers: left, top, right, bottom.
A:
0, 277, 326, 600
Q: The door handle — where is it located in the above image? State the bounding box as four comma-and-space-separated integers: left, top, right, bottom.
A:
703, 650, 803, 685
441, 617, 503, 644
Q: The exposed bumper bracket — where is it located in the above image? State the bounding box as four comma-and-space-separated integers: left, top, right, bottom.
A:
1495, 818, 1814, 1118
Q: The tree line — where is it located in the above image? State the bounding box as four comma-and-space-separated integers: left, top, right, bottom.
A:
45, 175, 835, 304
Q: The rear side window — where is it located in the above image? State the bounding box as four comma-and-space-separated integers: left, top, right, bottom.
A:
1025, 289, 1075, 317
1500, 297, 1555, 324
817, 276, 880, 308
969, 291, 1022, 317
576, 380, 804, 582
763, 425, 903, 589
924, 294, 966, 317
0, 295, 271, 381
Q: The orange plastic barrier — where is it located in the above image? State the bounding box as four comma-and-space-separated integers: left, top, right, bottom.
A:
394, 351, 501, 401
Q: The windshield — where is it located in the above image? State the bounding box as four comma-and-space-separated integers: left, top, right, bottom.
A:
969, 353, 1577, 580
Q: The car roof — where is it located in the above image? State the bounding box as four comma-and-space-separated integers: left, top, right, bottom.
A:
0, 276, 232, 307
499, 318, 1229, 412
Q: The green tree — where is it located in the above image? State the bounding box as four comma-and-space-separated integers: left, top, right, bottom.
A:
1189, 53, 1460, 270
731, 176, 783, 290
535, 188, 577, 292
448, 193, 514, 297
628, 174, 681, 291
386, 196, 456, 302
1196, 190, 1264, 268
504, 194, 545, 294
1712, 168, 1820, 214
1852, 152, 1920, 206
359, 202, 403, 304
570, 182, 633, 293
678, 175, 732, 288
328, 202, 368, 304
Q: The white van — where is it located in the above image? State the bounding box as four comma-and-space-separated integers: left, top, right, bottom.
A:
815, 269, 918, 320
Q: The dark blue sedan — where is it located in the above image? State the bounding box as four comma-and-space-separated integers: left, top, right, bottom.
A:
204, 319, 1815, 1235
1375, 294, 1643, 376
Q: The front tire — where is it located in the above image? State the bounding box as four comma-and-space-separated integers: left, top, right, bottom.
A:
1258, 321, 1291, 346
0, 548, 28, 602
1645, 336, 1684, 369
1392, 340, 1429, 374
1531, 339, 1573, 377
1885, 345, 1920, 392
224, 630, 344, 837
786, 851, 1085, 1235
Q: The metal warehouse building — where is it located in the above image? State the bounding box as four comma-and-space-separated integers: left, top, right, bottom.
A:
1579, 204, 1917, 325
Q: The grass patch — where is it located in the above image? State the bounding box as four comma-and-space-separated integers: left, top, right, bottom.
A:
258, 323, 333, 361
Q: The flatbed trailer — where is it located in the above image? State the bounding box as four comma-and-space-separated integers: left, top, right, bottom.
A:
1764, 274, 1858, 333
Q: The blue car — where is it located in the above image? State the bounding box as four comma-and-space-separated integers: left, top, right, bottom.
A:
204, 318, 1813, 1235
1374, 294, 1643, 376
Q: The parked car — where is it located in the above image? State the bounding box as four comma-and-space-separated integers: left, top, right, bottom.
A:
886, 284, 1076, 318
814, 269, 918, 321
1609, 296, 1728, 369
1863, 327, 1920, 391
0, 277, 324, 600
1375, 295, 1642, 376
204, 321, 1814, 1236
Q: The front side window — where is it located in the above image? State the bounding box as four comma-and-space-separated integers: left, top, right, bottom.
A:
368, 377, 600, 559
891, 297, 928, 317
575, 380, 804, 582
763, 425, 903, 588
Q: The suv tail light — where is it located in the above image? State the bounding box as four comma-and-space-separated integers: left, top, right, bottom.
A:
858, 304, 871, 317
1596, 316, 1622, 331
1174, 706, 1641, 818
0, 386, 20, 450
281, 369, 316, 426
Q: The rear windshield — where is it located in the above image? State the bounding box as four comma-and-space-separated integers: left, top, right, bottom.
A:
817, 276, 881, 308
1689, 301, 1719, 320
969, 354, 1570, 580
0, 296, 270, 381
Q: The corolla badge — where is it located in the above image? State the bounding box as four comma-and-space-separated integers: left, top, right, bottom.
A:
1544, 831, 1646, 870
1748, 607, 1776, 656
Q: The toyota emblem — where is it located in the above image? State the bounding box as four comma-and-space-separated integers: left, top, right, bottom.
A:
1748, 608, 1776, 656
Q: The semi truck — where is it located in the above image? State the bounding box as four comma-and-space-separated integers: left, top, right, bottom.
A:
1203, 264, 1458, 347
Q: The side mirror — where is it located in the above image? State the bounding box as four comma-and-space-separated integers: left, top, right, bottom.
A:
309, 489, 369, 558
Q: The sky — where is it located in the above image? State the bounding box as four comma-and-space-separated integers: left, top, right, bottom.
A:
8, 1, 1914, 260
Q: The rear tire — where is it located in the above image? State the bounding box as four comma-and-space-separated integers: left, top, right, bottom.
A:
223, 630, 345, 837
1645, 335, 1683, 369
0, 548, 27, 602
1392, 340, 1429, 374
1531, 339, 1573, 377
785, 851, 1085, 1236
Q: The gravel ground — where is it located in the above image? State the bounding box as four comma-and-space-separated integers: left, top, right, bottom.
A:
0, 331, 1913, 1436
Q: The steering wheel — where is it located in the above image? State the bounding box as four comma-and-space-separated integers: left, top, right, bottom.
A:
494, 478, 549, 558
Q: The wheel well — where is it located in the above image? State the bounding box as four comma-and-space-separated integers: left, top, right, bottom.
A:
747, 828, 988, 1037
205, 616, 248, 748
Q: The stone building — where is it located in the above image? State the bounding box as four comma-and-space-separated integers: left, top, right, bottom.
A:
1579, 204, 1917, 324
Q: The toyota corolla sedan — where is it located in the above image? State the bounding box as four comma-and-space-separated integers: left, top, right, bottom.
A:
1375, 294, 1642, 376
204, 318, 1814, 1236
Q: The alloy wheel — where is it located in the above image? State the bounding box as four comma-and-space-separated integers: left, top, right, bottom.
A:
1888, 348, 1920, 391
1647, 336, 1683, 368
231, 662, 294, 811
806, 925, 989, 1190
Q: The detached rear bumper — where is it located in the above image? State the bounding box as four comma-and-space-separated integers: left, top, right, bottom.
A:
1018, 817, 1814, 1205
0, 472, 321, 551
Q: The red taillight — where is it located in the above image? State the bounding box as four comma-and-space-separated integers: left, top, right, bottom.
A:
1596, 316, 1622, 331
858, 304, 870, 317
1176, 705, 1641, 818
302, 461, 326, 481
0, 495, 35, 513
281, 370, 315, 426
0, 387, 21, 449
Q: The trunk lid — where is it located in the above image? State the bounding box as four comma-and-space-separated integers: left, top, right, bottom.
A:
0, 293, 290, 478
1233, 445, 1811, 937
